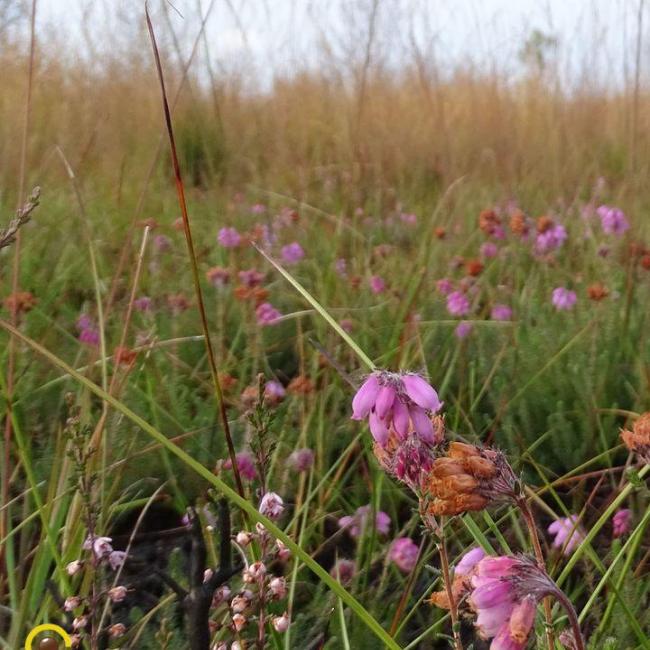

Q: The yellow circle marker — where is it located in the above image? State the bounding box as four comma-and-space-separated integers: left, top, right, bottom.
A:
24, 624, 72, 649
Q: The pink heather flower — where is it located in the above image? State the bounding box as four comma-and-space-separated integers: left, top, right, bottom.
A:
66, 560, 83, 576
338, 504, 390, 538
259, 492, 284, 519
264, 380, 286, 404
388, 537, 419, 573
369, 275, 386, 294
335, 258, 347, 277
217, 227, 241, 248
340, 318, 353, 333
133, 296, 152, 312
108, 586, 128, 602
490, 304, 512, 321
551, 287, 577, 311
612, 508, 632, 538
78, 328, 100, 346
206, 266, 230, 287
331, 559, 355, 584
243, 561, 267, 583
446, 291, 470, 317
351, 371, 443, 445
468, 555, 558, 648
268, 576, 287, 600
535, 223, 567, 254
597, 205, 630, 236
400, 212, 417, 225
223, 452, 257, 481
455, 321, 473, 339
480, 242, 499, 259
83, 535, 113, 559
76, 314, 93, 331
64, 596, 82, 611
238, 268, 265, 287
153, 234, 171, 252
455, 547, 486, 576
251, 203, 266, 214
288, 448, 315, 472
490, 224, 506, 240
548, 515, 585, 554
436, 278, 453, 296
272, 612, 290, 633
256, 302, 281, 326
108, 550, 127, 571
281, 242, 305, 264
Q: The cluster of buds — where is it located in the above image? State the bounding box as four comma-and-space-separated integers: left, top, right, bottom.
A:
424, 442, 521, 516
621, 412, 650, 463
373, 417, 444, 492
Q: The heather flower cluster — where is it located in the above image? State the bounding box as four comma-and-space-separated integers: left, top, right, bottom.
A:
338, 504, 391, 538
351, 370, 443, 445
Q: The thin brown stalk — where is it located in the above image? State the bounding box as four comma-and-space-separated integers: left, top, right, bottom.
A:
518, 497, 555, 650
437, 533, 463, 650
145, 5, 245, 500
1, 0, 37, 602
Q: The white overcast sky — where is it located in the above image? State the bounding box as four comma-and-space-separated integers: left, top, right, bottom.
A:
31, 1, 645, 90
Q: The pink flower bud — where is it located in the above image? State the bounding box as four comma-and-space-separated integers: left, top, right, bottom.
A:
66, 560, 83, 576
236, 531, 252, 546
232, 613, 247, 632
259, 492, 284, 519
268, 576, 287, 599
272, 612, 290, 633
64, 596, 82, 611
108, 586, 128, 602
109, 623, 126, 638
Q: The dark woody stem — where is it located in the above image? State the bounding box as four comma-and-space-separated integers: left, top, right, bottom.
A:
517, 496, 555, 650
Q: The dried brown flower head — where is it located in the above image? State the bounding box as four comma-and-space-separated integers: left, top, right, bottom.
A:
621, 412, 650, 462
479, 209, 501, 235
434, 227, 447, 239
587, 282, 609, 301
288, 375, 314, 395
465, 260, 484, 277
536, 215, 554, 233
424, 442, 520, 516
3, 291, 37, 316
509, 210, 529, 236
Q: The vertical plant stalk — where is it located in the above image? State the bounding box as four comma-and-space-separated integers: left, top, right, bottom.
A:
435, 518, 463, 650
145, 6, 245, 500
518, 497, 555, 650
1, 0, 37, 602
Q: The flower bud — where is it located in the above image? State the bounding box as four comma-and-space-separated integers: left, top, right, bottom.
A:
272, 612, 290, 633
64, 596, 82, 611
108, 586, 128, 602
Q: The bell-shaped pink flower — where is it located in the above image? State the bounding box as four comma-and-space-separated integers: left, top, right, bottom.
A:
350, 371, 442, 446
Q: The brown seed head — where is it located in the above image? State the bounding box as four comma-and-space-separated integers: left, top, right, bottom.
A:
587, 282, 609, 301
466, 260, 484, 277
536, 215, 554, 233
